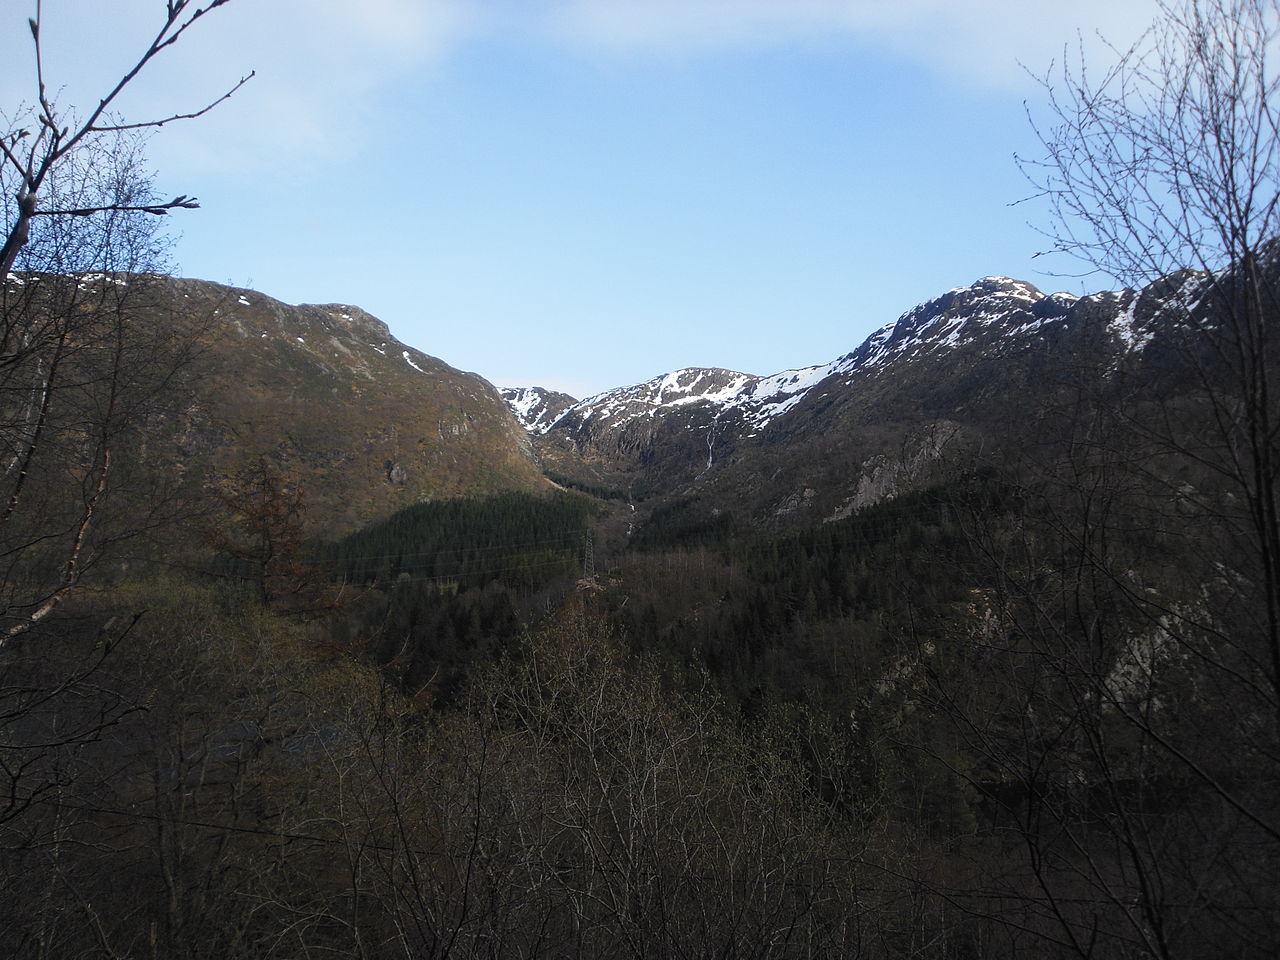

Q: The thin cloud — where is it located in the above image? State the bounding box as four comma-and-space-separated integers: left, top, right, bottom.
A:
2, 0, 1163, 178
1, 0, 479, 175
541, 0, 1163, 89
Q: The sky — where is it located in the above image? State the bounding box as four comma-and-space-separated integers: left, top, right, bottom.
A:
2, 0, 1164, 398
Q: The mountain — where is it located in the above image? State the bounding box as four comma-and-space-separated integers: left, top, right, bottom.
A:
534, 364, 843, 440
63, 269, 1208, 540
158, 276, 547, 534
500, 386, 578, 433
505, 274, 1204, 531
529, 277, 1086, 445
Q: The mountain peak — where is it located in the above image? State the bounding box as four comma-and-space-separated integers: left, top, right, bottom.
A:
300, 302, 392, 342
501, 386, 578, 432
540, 361, 845, 441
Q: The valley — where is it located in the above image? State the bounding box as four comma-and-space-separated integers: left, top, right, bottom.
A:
3, 252, 1275, 959
3, 0, 1278, 954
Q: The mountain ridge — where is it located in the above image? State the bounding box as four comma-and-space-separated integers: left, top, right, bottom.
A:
500, 271, 1208, 530
91, 273, 552, 535
14, 268, 1202, 539
507, 276, 1091, 439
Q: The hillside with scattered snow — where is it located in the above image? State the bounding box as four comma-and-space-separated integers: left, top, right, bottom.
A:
505, 271, 1215, 526
38, 274, 548, 534
500, 386, 578, 433
510, 276, 1147, 442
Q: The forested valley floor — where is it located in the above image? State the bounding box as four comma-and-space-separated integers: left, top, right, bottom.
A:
5, 454, 1278, 958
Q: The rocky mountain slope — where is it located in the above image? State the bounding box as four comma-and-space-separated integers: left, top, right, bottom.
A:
37, 269, 1211, 540
157, 276, 546, 534
507, 273, 1207, 530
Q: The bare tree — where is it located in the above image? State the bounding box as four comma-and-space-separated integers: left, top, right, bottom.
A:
0, 7, 251, 951
914, 4, 1280, 956
0, 0, 249, 641
1021, 0, 1280, 702
1, 0, 251, 276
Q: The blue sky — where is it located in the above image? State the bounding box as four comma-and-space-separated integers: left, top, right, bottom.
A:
3, 1, 1161, 397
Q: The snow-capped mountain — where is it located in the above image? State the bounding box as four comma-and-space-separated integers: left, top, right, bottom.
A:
500, 386, 578, 433
530, 362, 849, 439
512, 276, 1114, 445
506, 272, 1210, 527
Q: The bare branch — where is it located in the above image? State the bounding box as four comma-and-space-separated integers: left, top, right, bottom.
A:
88, 72, 255, 135
34, 196, 200, 218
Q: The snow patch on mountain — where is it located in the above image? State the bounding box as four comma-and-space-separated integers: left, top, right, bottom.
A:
501, 386, 579, 432
539, 361, 852, 437
1106, 291, 1150, 350
851, 276, 1056, 369
524, 277, 1070, 438
504, 387, 545, 425
507, 274, 1180, 443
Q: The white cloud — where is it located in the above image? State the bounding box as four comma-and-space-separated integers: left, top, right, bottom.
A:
0, 0, 479, 176
0, 0, 1165, 180
540, 0, 1164, 89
